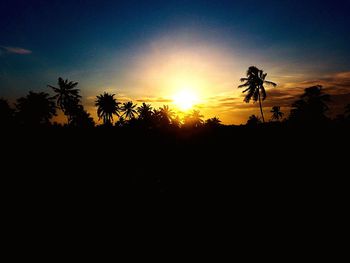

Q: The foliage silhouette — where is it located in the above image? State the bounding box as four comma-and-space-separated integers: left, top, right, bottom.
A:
95, 92, 120, 125
15, 91, 56, 127
270, 106, 284, 121
183, 110, 204, 128
158, 105, 175, 126
137, 103, 153, 120
48, 77, 81, 124
205, 117, 222, 128
246, 115, 261, 127
0, 98, 14, 126
69, 106, 95, 128
238, 66, 277, 122
121, 101, 138, 120
289, 85, 331, 124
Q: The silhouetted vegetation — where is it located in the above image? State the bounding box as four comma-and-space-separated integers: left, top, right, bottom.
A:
270, 106, 284, 122
1, 69, 349, 193
238, 66, 277, 122
289, 85, 331, 125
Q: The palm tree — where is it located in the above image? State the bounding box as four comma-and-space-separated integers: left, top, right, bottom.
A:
137, 103, 153, 120
48, 77, 81, 123
205, 117, 222, 128
270, 106, 284, 121
184, 110, 204, 128
95, 92, 120, 125
122, 101, 137, 120
158, 105, 175, 125
15, 91, 56, 126
246, 115, 262, 126
115, 116, 126, 127
289, 85, 330, 124
171, 115, 182, 128
238, 66, 277, 122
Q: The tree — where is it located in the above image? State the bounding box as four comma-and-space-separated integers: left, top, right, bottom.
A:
246, 115, 261, 127
171, 115, 182, 128
115, 116, 126, 127
0, 98, 14, 126
95, 92, 120, 125
238, 66, 277, 122
48, 77, 81, 123
137, 103, 153, 120
69, 106, 95, 128
121, 101, 137, 120
158, 105, 175, 126
205, 117, 222, 128
270, 106, 284, 121
289, 85, 330, 124
183, 110, 204, 128
15, 91, 56, 126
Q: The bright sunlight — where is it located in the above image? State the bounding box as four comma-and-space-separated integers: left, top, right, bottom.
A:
173, 89, 199, 111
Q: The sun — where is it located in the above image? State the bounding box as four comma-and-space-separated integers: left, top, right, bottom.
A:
173, 89, 199, 111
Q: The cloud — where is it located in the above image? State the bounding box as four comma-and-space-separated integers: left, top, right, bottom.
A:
135, 98, 172, 103
0, 46, 32, 55
188, 70, 350, 124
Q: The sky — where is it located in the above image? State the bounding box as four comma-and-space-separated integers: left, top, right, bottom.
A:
1, 0, 350, 124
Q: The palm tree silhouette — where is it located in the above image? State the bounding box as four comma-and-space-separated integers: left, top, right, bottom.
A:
137, 103, 153, 120
205, 117, 222, 127
171, 115, 182, 128
246, 115, 261, 126
289, 85, 330, 124
15, 91, 56, 126
48, 77, 81, 123
159, 105, 175, 125
122, 101, 137, 120
184, 109, 204, 128
270, 106, 284, 121
238, 66, 277, 122
115, 116, 126, 127
95, 92, 120, 125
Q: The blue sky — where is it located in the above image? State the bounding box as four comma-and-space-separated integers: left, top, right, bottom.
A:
1, 0, 350, 123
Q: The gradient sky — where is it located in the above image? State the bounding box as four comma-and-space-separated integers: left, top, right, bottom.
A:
1, 0, 350, 124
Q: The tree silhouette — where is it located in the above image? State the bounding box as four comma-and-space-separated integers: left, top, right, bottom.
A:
48, 77, 81, 123
246, 115, 261, 126
115, 116, 126, 127
205, 117, 222, 128
0, 98, 14, 126
69, 106, 95, 128
171, 115, 182, 128
158, 105, 175, 126
137, 103, 153, 120
270, 106, 284, 121
15, 91, 56, 127
95, 92, 120, 125
289, 85, 330, 124
238, 66, 277, 122
184, 110, 204, 128
122, 101, 137, 120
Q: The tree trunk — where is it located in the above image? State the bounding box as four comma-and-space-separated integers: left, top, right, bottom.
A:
258, 91, 265, 123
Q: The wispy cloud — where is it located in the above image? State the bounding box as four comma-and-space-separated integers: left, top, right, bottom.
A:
0, 46, 32, 55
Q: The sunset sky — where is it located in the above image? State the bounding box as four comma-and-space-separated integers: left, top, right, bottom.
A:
1, 0, 349, 124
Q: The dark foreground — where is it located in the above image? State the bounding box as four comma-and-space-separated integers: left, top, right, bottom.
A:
2, 125, 348, 198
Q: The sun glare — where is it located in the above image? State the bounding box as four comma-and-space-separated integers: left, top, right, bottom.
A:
173, 89, 199, 111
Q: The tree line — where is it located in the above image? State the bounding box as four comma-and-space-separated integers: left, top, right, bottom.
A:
1, 66, 349, 129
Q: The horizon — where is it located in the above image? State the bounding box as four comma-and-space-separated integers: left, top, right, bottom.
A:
1, 0, 350, 125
